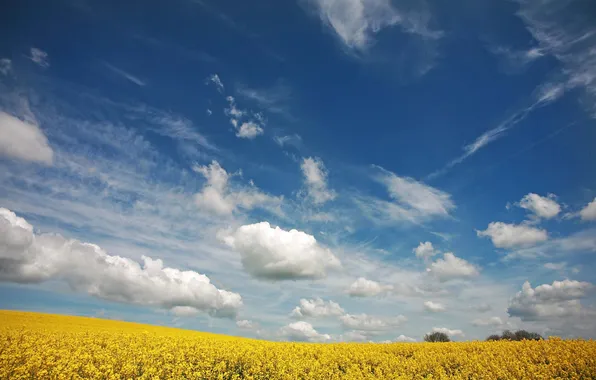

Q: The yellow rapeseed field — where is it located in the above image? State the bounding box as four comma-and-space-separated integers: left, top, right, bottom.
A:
1, 310, 595, 379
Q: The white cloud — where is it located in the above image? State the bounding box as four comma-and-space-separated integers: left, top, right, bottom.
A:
28, 47, 49, 68
219, 222, 341, 280
0, 111, 54, 165
338, 330, 371, 342
206, 74, 225, 93
394, 334, 417, 342
171, 306, 201, 317
301, 157, 336, 205
413, 241, 437, 259
291, 297, 344, 318
279, 321, 331, 342
103, 62, 146, 86
477, 222, 548, 248
518, 193, 561, 219
304, 0, 441, 51
424, 301, 446, 312
0, 58, 12, 75
236, 319, 257, 329
505, 228, 596, 260
0, 208, 242, 317
474, 303, 492, 313
236, 121, 264, 139
507, 280, 594, 321
472, 317, 504, 327
579, 198, 596, 221
340, 313, 407, 331
347, 277, 392, 297
193, 161, 283, 216
427, 253, 479, 282
431, 327, 464, 337
236, 82, 293, 119
274, 134, 302, 148
544, 262, 567, 271
490, 45, 544, 72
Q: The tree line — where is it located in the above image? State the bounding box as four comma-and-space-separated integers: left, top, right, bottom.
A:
424, 330, 543, 343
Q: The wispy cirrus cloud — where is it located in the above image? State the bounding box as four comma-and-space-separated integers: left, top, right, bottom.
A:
103, 62, 146, 86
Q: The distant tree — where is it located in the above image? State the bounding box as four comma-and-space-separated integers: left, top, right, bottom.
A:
424, 332, 450, 342
486, 330, 543, 341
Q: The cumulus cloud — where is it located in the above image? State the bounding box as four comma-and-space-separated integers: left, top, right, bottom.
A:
347, 277, 392, 297
206, 74, 225, 93
414, 241, 437, 259
339, 313, 406, 331
279, 321, 331, 342
472, 317, 504, 327
303, 0, 441, 51
477, 222, 548, 248
394, 334, 417, 342
0, 208, 242, 317
507, 280, 594, 321
0, 111, 54, 165
236, 319, 257, 329
424, 301, 446, 312
426, 253, 479, 282
431, 327, 464, 337
28, 47, 49, 68
291, 297, 344, 318
236, 121, 264, 139
579, 198, 596, 221
219, 222, 341, 280
300, 157, 336, 205
0, 58, 11, 75
518, 193, 561, 219
193, 161, 282, 216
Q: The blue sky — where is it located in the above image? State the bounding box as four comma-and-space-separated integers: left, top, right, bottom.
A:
1, 0, 596, 342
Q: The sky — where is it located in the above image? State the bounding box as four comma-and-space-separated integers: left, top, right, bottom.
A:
1, 0, 595, 343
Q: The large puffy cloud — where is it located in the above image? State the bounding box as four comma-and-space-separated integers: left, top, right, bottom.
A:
219, 222, 341, 280
0, 111, 54, 165
424, 301, 446, 312
194, 161, 283, 216
339, 313, 406, 331
0, 208, 242, 317
579, 198, 596, 221
300, 157, 336, 205
518, 193, 561, 219
426, 253, 479, 282
236, 122, 264, 139
477, 222, 548, 248
279, 321, 331, 342
507, 280, 594, 321
303, 0, 441, 51
347, 277, 392, 297
291, 297, 344, 318
413, 241, 437, 259
431, 327, 464, 337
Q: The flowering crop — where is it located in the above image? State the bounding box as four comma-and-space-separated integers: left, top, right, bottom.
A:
1, 310, 595, 379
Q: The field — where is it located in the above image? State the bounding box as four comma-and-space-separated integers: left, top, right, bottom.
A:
1, 311, 595, 379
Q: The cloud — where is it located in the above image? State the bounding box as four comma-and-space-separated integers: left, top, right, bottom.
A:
413, 241, 437, 259
394, 334, 417, 342
0, 59, 11, 76
477, 222, 548, 248
0, 208, 242, 317
544, 262, 567, 271
490, 45, 544, 73
0, 111, 54, 165
579, 198, 596, 221
505, 228, 596, 260
427, 253, 479, 282
518, 193, 561, 219
507, 280, 594, 321
472, 317, 504, 327
339, 313, 407, 331
273, 134, 302, 149
431, 327, 464, 337
300, 157, 337, 205
28, 47, 49, 68
219, 222, 341, 280
236, 319, 257, 329
236, 121, 264, 139
206, 74, 225, 93
194, 161, 283, 216
291, 297, 344, 318
103, 62, 146, 86
474, 303, 492, 313
236, 82, 293, 119
347, 277, 392, 297
359, 167, 455, 225
303, 0, 441, 52
424, 301, 446, 312
279, 321, 331, 342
